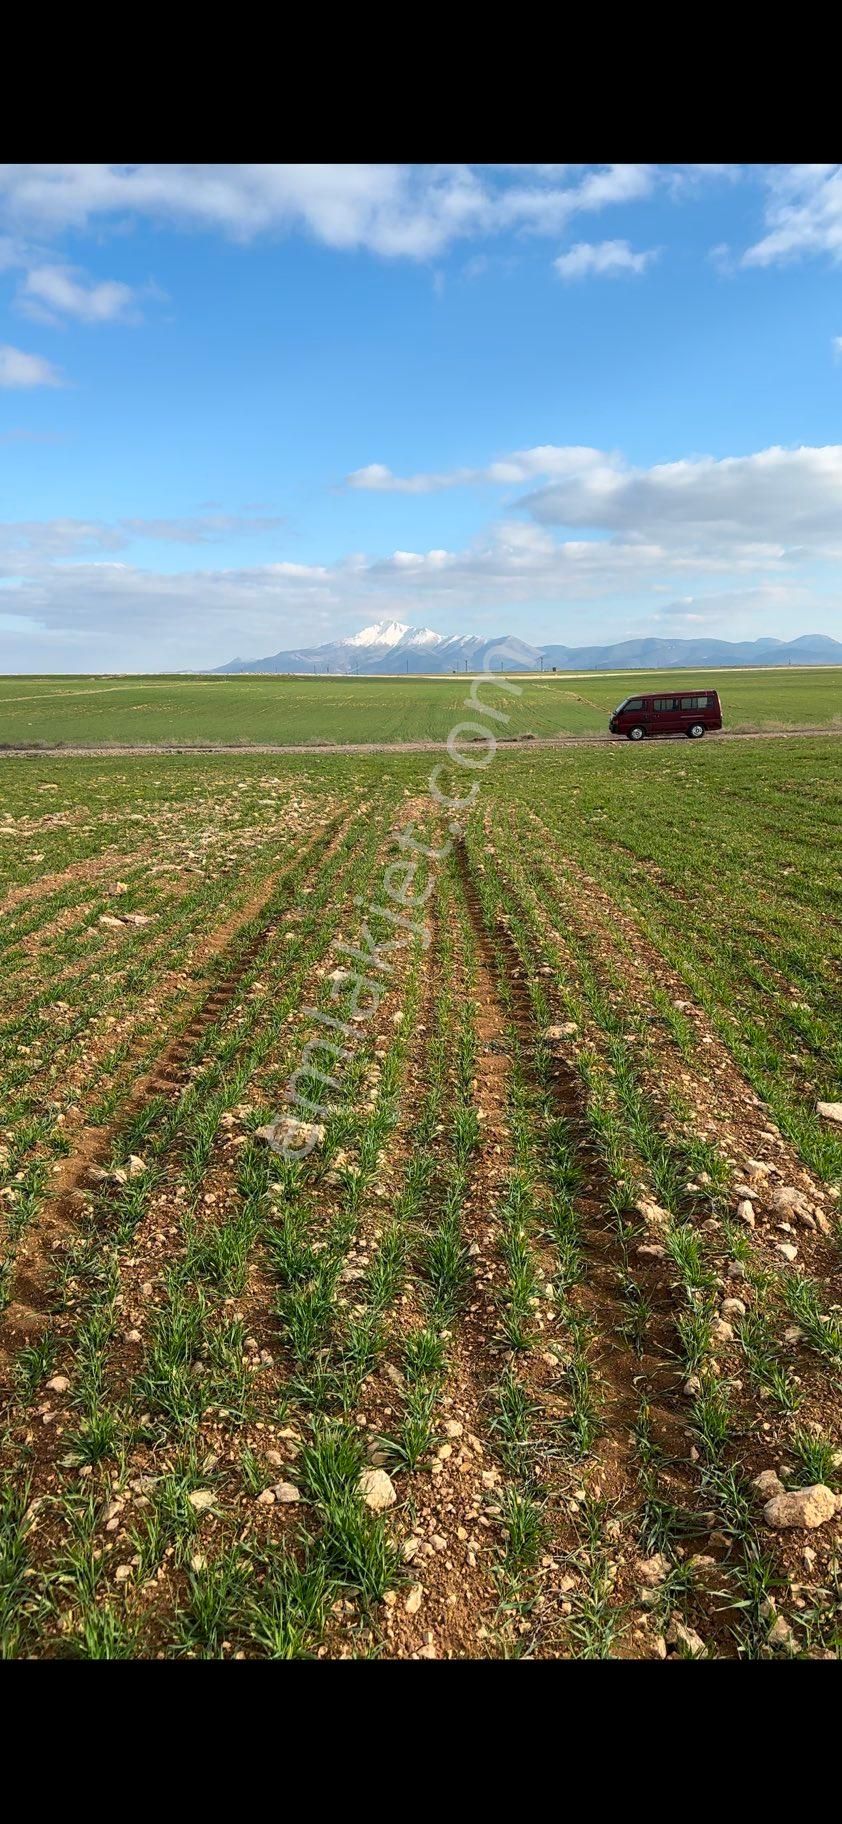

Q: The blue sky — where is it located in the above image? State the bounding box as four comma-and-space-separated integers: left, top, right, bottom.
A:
1, 163, 841, 669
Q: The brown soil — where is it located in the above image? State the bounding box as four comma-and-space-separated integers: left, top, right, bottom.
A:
1, 728, 840, 760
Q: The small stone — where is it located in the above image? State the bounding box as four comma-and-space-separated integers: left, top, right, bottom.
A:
635, 1552, 671, 1587
736, 1199, 755, 1228
777, 1243, 798, 1262
711, 1318, 734, 1344
817, 1102, 842, 1127
114, 1564, 133, 1582
126, 1154, 146, 1177
636, 1199, 671, 1230
720, 1298, 746, 1320
405, 1583, 424, 1615
753, 1470, 785, 1500
358, 1468, 396, 1511
544, 1023, 577, 1042
764, 1485, 838, 1530
666, 1618, 706, 1657
256, 1488, 276, 1506
273, 1482, 300, 1504
187, 1488, 215, 1511
46, 1375, 70, 1394
767, 1615, 797, 1653
769, 1186, 814, 1224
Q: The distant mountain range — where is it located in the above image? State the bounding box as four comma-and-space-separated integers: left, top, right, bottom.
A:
215, 622, 842, 676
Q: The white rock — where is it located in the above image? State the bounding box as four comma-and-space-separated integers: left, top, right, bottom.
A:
544, 1023, 578, 1042
187, 1488, 215, 1511
46, 1375, 70, 1394
736, 1199, 756, 1227
769, 1185, 814, 1224
635, 1553, 671, 1587
274, 1482, 300, 1504
636, 1199, 671, 1230
768, 1615, 798, 1653
720, 1298, 746, 1320
667, 1618, 706, 1657
764, 1485, 838, 1530
358, 1468, 397, 1511
255, 1117, 325, 1152
753, 1470, 784, 1500
817, 1102, 842, 1127
405, 1583, 424, 1614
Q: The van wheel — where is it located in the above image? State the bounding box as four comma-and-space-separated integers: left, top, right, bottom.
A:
627, 725, 646, 741
687, 724, 705, 739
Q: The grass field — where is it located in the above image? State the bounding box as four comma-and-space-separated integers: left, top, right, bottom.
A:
1, 737, 840, 1659
0, 665, 840, 746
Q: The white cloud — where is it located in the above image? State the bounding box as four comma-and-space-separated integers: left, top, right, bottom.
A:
2, 441, 839, 668
0, 343, 62, 387
0, 164, 667, 260
833, 335, 842, 360
19, 262, 139, 325
346, 446, 612, 494
743, 165, 842, 267
553, 239, 658, 280
0, 514, 284, 559
519, 443, 842, 558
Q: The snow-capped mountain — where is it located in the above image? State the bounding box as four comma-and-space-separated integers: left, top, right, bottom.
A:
214, 623, 842, 676
216, 619, 540, 674
339, 621, 445, 652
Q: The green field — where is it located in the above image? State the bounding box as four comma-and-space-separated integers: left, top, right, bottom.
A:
0, 666, 840, 746
1, 737, 840, 1660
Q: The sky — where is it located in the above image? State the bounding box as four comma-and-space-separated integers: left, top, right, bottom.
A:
1, 162, 842, 672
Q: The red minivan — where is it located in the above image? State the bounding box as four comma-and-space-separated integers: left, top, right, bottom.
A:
609, 688, 723, 741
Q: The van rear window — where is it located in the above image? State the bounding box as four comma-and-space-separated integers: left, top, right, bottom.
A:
680, 695, 710, 709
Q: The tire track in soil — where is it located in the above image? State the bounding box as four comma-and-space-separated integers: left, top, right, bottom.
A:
455, 838, 732, 1657
381, 873, 514, 1660
0, 809, 357, 1368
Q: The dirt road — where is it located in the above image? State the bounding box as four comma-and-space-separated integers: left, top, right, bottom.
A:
0, 726, 839, 759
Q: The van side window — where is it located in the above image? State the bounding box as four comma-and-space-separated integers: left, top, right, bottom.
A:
624, 697, 644, 711
653, 697, 677, 712
680, 695, 709, 710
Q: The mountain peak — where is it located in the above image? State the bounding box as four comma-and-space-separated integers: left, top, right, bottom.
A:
341, 620, 411, 649
339, 620, 446, 651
